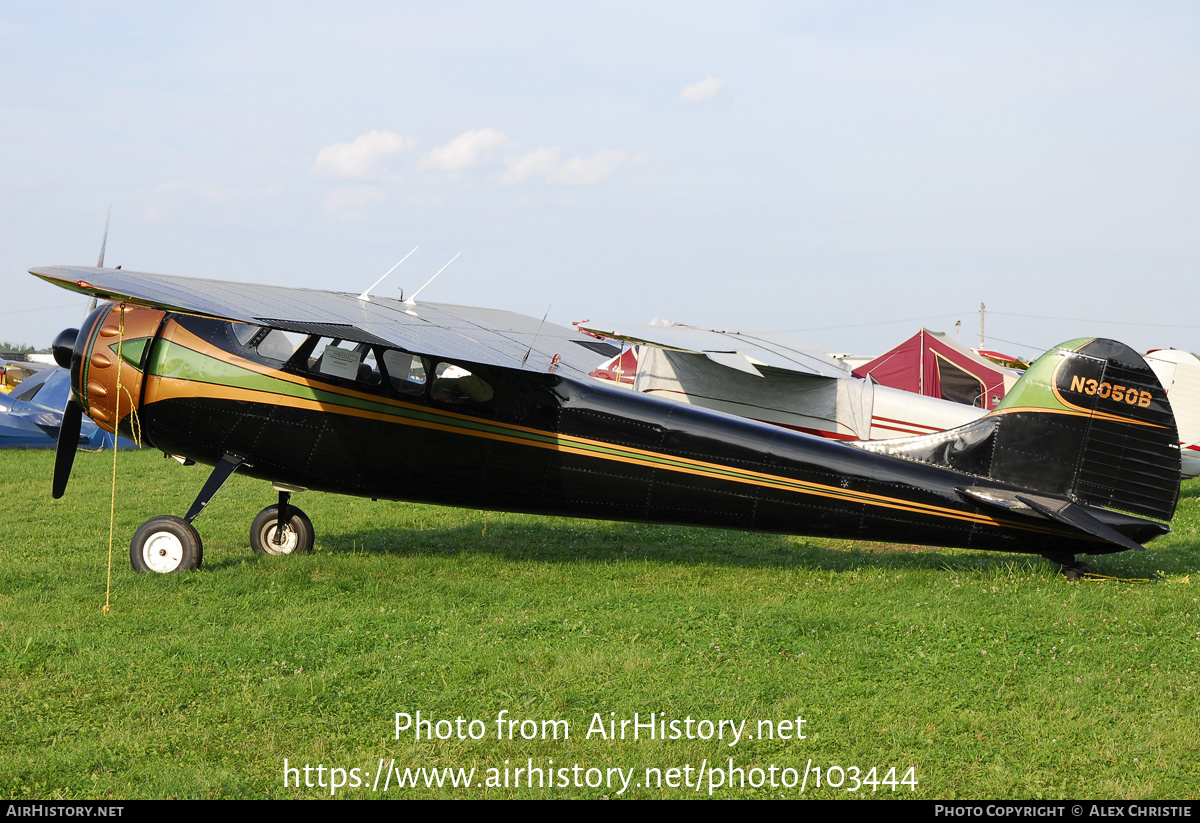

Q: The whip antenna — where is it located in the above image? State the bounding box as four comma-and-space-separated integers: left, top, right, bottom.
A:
521, 305, 551, 368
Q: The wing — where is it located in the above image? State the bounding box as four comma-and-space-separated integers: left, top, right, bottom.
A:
31, 265, 617, 377
576, 321, 850, 378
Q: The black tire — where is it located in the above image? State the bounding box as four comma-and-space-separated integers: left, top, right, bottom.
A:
130, 516, 203, 573
250, 505, 314, 556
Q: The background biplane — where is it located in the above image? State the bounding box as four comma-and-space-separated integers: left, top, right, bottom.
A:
33, 264, 1181, 578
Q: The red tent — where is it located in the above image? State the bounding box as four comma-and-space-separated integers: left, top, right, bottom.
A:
851, 329, 1018, 409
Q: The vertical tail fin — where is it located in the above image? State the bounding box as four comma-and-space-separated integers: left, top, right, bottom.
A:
861, 338, 1180, 522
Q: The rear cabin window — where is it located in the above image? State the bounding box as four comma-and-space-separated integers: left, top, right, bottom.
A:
382, 350, 427, 396
430, 362, 493, 404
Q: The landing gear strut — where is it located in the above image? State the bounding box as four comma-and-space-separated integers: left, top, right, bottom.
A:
130, 454, 245, 573
129, 454, 313, 572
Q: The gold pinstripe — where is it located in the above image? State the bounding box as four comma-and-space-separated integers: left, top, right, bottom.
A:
144, 322, 1089, 540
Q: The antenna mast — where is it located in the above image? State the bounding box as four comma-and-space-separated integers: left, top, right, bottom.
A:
359, 246, 419, 302
405, 252, 462, 305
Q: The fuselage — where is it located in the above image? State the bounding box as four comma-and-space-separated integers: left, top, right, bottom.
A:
69, 303, 1150, 557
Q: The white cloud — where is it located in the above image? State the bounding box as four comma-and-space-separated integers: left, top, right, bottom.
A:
503, 147, 627, 186
681, 76, 725, 103
553, 150, 627, 185
422, 128, 506, 171
503, 147, 563, 184
313, 131, 416, 178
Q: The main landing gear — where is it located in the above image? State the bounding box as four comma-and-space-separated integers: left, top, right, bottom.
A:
129, 453, 314, 573
130, 516, 203, 574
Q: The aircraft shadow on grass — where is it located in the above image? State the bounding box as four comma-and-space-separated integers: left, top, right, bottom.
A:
202, 520, 1193, 579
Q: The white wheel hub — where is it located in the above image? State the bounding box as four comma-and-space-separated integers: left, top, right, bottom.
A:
142, 531, 184, 573
262, 524, 298, 555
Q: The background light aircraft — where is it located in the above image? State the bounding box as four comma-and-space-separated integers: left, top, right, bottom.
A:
1, 366, 124, 451
577, 321, 1000, 441
1144, 349, 1200, 479
33, 264, 1181, 579
578, 321, 1200, 480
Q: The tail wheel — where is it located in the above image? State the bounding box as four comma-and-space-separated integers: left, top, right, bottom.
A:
131, 516, 203, 573
251, 505, 314, 556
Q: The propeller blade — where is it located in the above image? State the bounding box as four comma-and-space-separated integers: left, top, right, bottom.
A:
88, 204, 112, 315
53, 400, 84, 499
96, 204, 111, 267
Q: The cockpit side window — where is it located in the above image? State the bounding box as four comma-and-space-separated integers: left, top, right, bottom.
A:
308, 337, 360, 379
230, 323, 259, 347
359, 347, 382, 386
305, 338, 383, 386
255, 329, 307, 363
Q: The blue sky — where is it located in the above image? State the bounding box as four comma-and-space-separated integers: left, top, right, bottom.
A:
4, 1, 1200, 358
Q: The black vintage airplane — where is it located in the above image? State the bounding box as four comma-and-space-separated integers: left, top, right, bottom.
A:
33, 264, 1181, 578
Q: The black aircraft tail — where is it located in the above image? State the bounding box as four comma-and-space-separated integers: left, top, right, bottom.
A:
859, 338, 1180, 552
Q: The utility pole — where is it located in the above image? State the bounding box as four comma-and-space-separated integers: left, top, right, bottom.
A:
979, 302, 985, 348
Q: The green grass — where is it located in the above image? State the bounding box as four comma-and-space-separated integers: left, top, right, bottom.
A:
2, 449, 1198, 799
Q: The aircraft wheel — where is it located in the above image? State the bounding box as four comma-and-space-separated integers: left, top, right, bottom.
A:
251, 505, 314, 556
130, 516, 203, 574
1059, 562, 1093, 580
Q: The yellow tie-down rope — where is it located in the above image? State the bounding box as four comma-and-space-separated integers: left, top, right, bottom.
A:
1080, 572, 1153, 583
104, 304, 142, 615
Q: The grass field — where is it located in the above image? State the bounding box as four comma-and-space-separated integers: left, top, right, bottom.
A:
2, 448, 1198, 799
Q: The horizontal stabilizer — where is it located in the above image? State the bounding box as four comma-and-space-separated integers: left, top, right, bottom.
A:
957, 486, 1166, 551
1015, 494, 1146, 553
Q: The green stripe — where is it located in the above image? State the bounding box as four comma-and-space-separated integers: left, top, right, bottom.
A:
149, 342, 945, 512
